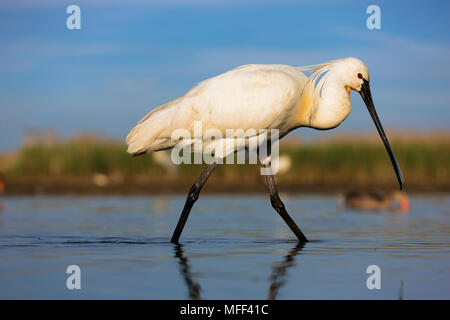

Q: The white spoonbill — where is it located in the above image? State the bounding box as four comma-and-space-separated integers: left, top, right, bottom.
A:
126, 57, 404, 243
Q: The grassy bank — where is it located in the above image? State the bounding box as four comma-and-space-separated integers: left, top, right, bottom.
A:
1, 135, 449, 194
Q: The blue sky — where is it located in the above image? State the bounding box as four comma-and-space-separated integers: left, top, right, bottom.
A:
0, 0, 449, 150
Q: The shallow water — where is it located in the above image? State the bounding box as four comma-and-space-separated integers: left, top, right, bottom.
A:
0, 194, 449, 299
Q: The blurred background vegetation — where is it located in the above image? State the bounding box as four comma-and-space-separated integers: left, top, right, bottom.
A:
0, 131, 448, 194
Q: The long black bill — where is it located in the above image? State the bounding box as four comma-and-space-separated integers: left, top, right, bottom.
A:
359, 79, 404, 190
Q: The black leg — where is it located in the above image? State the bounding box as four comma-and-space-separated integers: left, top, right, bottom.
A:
264, 162, 308, 242
170, 161, 218, 244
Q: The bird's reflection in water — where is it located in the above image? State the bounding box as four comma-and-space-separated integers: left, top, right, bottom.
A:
267, 242, 304, 300
174, 244, 201, 299
174, 242, 304, 300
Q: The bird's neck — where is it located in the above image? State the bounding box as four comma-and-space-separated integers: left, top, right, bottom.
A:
293, 74, 352, 130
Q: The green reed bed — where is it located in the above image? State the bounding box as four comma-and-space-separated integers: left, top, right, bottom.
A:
4, 138, 450, 190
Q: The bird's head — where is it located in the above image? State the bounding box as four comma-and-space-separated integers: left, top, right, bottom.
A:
387, 190, 410, 213
336, 57, 404, 190
334, 57, 370, 93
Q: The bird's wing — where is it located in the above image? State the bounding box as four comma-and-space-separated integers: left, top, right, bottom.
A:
126, 64, 307, 154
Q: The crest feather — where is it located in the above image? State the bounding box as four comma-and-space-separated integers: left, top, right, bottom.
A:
296, 60, 337, 98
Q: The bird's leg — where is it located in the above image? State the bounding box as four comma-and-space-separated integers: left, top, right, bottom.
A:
263, 162, 308, 242
170, 161, 218, 244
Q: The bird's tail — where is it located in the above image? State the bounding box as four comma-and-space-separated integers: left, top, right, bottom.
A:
126, 97, 181, 155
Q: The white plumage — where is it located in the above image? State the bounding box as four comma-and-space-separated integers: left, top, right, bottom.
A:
126, 56, 404, 243
126, 57, 369, 157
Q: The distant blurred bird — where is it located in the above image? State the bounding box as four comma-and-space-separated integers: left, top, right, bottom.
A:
341, 190, 410, 213
277, 154, 292, 175
92, 173, 109, 187
153, 150, 178, 177
126, 57, 404, 243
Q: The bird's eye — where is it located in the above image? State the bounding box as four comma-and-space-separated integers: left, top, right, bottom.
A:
357, 73, 363, 79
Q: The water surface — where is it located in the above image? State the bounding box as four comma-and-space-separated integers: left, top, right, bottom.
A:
0, 194, 449, 299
